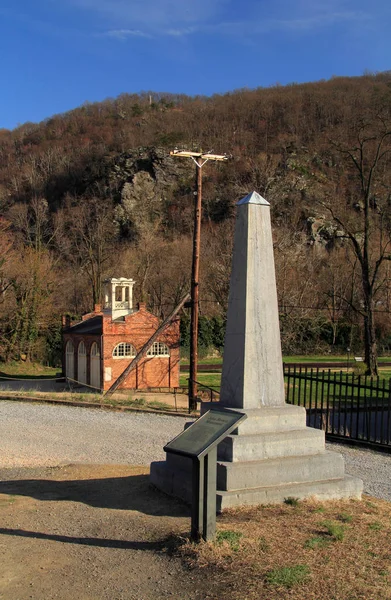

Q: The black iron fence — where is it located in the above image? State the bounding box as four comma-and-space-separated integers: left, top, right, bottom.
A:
284, 365, 391, 449
190, 379, 220, 405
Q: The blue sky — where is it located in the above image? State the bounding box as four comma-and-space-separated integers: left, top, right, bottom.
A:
0, 0, 390, 130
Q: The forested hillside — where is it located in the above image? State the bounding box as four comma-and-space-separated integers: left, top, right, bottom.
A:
1, 72, 391, 368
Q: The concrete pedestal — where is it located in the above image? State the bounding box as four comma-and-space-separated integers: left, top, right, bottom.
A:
150, 404, 362, 510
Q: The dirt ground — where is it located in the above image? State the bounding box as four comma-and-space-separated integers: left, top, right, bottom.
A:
0, 464, 217, 600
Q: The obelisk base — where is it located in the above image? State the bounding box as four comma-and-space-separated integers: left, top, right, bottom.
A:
150, 404, 362, 510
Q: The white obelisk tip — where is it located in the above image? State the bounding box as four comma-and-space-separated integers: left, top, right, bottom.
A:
236, 191, 270, 206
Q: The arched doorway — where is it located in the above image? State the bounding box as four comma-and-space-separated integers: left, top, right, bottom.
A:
78, 341, 87, 385
65, 340, 74, 381
90, 342, 101, 390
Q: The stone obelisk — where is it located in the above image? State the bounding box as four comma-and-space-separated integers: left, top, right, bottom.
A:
150, 192, 362, 508
219, 192, 285, 409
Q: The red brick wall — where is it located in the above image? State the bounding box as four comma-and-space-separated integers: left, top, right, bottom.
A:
102, 305, 180, 391
63, 305, 180, 391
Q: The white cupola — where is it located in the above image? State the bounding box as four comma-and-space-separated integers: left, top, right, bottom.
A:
104, 277, 135, 319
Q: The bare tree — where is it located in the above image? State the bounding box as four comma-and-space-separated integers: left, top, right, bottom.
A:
319, 248, 359, 347
0, 218, 14, 299
7, 197, 56, 252
55, 197, 118, 307
322, 114, 391, 374
201, 221, 234, 315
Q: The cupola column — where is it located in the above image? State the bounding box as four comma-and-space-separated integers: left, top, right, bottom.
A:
104, 278, 135, 319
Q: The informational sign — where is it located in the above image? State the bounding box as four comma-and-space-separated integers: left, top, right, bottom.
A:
164, 408, 247, 542
164, 408, 246, 459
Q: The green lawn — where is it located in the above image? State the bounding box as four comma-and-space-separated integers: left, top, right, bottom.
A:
284, 355, 391, 364
181, 356, 223, 365
182, 355, 391, 366
285, 369, 391, 408
283, 355, 347, 363
377, 367, 391, 379
180, 372, 221, 390
180, 364, 391, 402
0, 362, 59, 379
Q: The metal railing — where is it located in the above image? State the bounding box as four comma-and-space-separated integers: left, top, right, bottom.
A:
187, 378, 220, 408
188, 367, 391, 450
284, 365, 391, 450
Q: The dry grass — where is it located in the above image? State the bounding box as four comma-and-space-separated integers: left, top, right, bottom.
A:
179, 495, 391, 600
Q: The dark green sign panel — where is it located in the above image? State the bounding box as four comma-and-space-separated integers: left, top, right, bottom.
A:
164, 408, 246, 459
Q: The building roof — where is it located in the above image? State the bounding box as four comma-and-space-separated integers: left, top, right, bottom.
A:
66, 315, 103, 335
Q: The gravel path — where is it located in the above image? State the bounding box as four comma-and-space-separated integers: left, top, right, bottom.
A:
0, 401, 189, 468
326, 441, 391, 501
0, 400, 390, 501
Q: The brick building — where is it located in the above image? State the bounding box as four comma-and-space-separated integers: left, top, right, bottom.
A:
62, 278, 180, 391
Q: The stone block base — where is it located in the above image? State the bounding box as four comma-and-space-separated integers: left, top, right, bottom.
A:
149, 460, 362, 511
150, 405, 363, 510
217, 475, 363, 509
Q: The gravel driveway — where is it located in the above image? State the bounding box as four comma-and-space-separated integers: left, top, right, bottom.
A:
0, 402, 206, 600
1, 400, 390, 600
0, 399, 390, 500
325, 441, 391, 501
0, 401, 188, 468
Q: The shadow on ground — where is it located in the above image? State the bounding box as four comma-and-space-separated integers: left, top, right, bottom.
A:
0, 469, 190, 517
0, 527, 185, 551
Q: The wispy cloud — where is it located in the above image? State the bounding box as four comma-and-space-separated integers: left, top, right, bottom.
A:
59, 0, 378, 42
165, 27, 198, 37
192, 10, 368, 40
66, 0, 224, 29
101, 29, 151, 40
256, 10, 369, 34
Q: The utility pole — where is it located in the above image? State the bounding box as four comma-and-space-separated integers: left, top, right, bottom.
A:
170, 150, 229, 411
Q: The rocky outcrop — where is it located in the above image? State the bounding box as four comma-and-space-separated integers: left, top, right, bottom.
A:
90, 147, 194, 238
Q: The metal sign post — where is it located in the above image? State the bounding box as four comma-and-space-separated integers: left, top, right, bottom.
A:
164, 408, 247, 541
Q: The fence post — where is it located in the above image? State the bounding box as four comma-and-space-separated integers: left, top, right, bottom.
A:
369, 377, 375, 443
349, 372, 355, 440
387, 378, 391, 445
293, 365, 298, 405
356, 375, 361, 440
337, 371, 343, 435
380, 378, 386, 444
363, 375, 369, 441
325, 369, 331, 435
314, 367, 319, 428
343, 370, 349, 437
320, 369, 325, 431
373, 376, 379, 443
308, 368, 314, 426
331, 371, 337, 435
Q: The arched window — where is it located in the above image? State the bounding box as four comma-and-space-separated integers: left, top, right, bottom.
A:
78, 341, 87, 384
113, 342, 136, 358
90, 342, 101, 389
66, 340, 74, 355
91, 342, 100, 357
147, 342, 170, 357
65, 340, 74, 380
